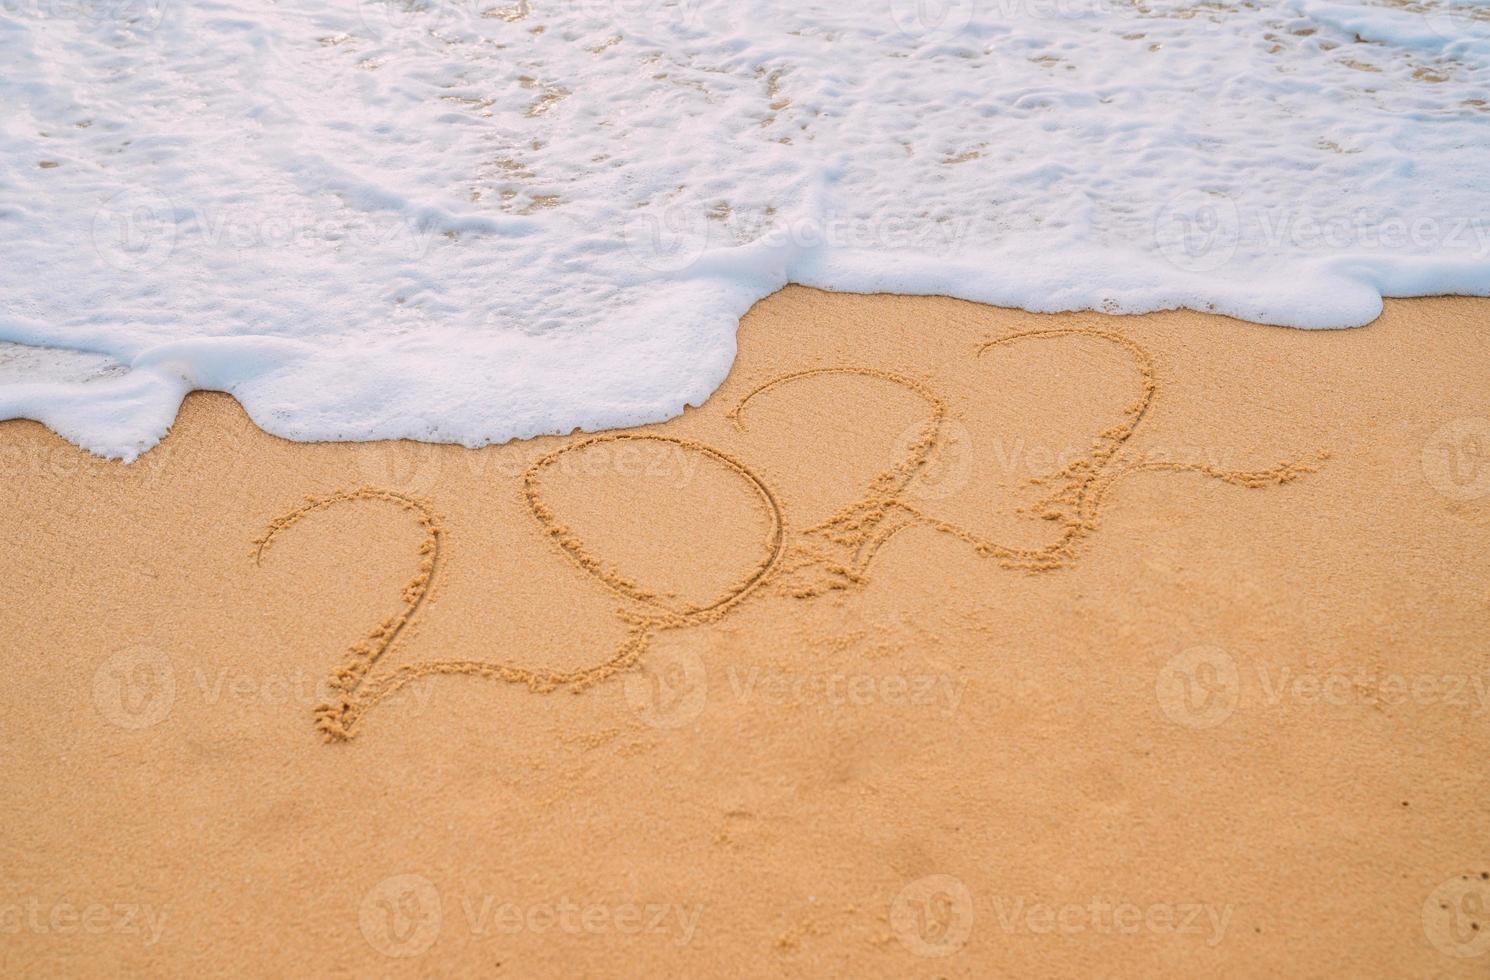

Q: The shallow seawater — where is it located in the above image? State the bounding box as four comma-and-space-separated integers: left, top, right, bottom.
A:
0, 0, 1487, 457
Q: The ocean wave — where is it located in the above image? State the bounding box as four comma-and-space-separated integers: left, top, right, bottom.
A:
1, 0, 1487, 458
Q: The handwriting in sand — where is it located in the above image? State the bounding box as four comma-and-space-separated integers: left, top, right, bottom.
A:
253, 328, 1328, 740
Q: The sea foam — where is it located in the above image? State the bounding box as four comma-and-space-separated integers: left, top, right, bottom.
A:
1, 0, 1487, 459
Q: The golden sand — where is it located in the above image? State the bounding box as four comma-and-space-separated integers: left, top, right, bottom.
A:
1, 288, 1487, 975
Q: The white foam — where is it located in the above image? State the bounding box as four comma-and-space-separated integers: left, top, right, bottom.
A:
1, 0, 1488, 459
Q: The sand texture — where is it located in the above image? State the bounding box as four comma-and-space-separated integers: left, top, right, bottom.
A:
1, 288, 1487, 976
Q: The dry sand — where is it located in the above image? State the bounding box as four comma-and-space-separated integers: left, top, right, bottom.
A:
1, 287, 1487, 977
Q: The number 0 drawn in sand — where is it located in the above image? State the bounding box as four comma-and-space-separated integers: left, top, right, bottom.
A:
254, 328, 1327, 741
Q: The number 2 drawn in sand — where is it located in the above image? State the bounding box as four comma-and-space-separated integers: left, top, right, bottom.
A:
254, 328, 1326, 741
255, 436, 784, 741
733, 328, 1328, 597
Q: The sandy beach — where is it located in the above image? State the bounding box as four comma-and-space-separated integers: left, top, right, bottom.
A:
1, 287, 1487, 976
